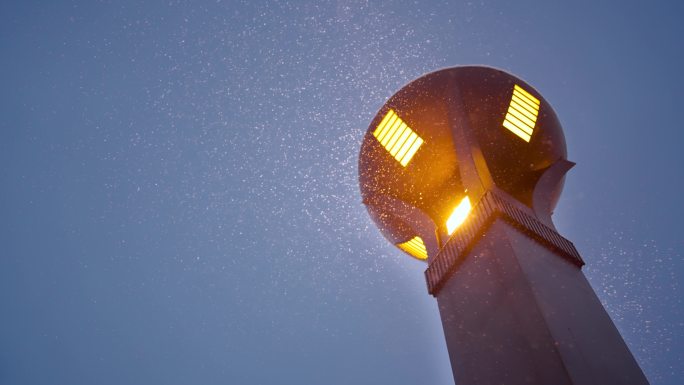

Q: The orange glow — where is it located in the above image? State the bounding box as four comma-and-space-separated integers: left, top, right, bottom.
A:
446, 196, 472, 235
373, 109, 424, 167
503, 85, 540, 142
397, 236, 428, 260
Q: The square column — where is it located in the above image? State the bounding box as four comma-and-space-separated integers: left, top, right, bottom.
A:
426, 191, 649, 385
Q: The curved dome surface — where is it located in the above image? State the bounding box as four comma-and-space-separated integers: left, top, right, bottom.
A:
359, 66, 567, 260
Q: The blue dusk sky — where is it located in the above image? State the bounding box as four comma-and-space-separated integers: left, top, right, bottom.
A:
1, 1, 682, 384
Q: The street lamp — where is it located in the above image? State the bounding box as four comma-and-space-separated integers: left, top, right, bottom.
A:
358, 66, 649, 385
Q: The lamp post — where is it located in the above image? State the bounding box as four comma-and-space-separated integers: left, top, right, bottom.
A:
358, 66, 649, 385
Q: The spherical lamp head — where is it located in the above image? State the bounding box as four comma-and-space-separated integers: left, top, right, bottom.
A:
358, 66, 569, 261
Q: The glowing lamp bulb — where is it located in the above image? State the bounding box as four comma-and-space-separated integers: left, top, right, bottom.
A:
446, 196, 472, 235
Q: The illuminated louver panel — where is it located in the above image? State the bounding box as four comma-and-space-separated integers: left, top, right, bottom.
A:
372, 109, 424, 167
397, 236, 428, 260
503, 84, 540, 142
446, 196, 472, 235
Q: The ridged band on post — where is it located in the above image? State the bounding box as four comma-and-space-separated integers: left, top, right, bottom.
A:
425, 190, 583, 296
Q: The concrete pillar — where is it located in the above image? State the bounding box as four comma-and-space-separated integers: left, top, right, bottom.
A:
425, 191, 649, 385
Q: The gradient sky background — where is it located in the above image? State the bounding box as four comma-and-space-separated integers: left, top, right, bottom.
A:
1, 1, 682, 384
